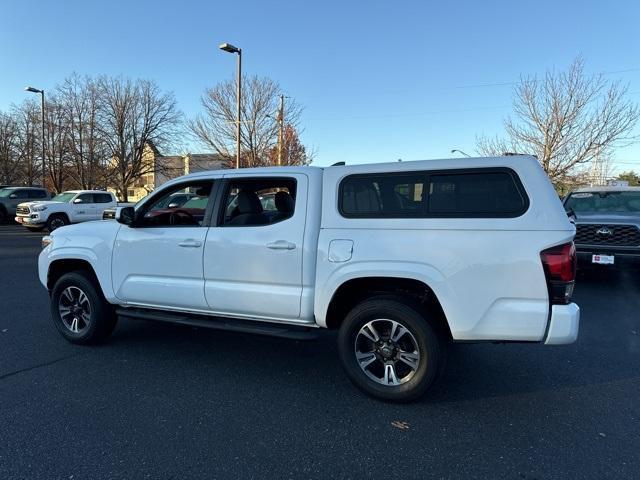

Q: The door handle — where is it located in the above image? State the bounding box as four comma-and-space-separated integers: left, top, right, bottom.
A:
178, 239, 202, 248
266, 240, 296, 250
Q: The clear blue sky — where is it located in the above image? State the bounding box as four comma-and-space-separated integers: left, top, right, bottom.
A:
1, 0, 639, 171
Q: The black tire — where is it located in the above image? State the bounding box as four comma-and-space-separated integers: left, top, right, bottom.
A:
47, 214, 68, 232
50, 271, 117, 344
338, 296, 445, 402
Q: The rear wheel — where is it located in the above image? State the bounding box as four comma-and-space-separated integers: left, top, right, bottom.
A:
50, 271, 117, 344
338, 297, 445, 402
47, 214, 68, 232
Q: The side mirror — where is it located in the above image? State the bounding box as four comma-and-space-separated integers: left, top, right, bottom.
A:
73, 198, 83, 204
167, 202, 180, 209
9, 193, 17, 199
115, 206, 136, 226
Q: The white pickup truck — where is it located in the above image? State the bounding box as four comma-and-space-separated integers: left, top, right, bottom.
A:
16, 190, 117, 232
38, 156, 580, 401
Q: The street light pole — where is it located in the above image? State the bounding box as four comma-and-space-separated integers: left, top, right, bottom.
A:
451, 149, 471, 158
219, 43, 242, 168
25, 86, 46, 186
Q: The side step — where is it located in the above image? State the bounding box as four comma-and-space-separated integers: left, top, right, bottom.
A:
115, 307, 319, 340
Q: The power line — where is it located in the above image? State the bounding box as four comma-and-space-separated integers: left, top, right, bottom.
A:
294, 66, 640, 100
304, 104, 511, 122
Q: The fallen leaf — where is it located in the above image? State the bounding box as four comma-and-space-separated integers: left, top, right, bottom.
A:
391, 420, 410, 430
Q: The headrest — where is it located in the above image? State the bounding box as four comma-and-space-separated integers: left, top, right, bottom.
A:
236, 190, 263, 214
275, 191, 294, 213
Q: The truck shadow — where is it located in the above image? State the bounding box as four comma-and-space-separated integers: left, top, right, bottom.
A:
106, 302, 639, 407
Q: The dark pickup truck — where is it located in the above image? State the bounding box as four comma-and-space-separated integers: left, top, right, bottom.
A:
564, 186, 640, 267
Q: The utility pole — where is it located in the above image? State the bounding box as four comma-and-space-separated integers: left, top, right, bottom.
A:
277, 94, 284, 166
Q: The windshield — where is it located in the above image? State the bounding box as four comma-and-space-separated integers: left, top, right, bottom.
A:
0, 189, 16, 198
51, 192, 77, 203
565, 191, 640, 213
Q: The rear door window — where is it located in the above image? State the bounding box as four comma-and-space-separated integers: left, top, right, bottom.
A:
95, 193, 114, 203
221, 177, 297, 227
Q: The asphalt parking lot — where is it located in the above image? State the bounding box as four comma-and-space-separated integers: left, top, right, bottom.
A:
0, 224, 639, 479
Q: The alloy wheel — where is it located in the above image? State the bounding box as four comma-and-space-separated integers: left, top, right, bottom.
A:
354, 319, 421, 386
58, 286, 92, 334
50, 218, 65, 230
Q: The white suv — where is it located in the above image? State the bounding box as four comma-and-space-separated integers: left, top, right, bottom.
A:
16, 190, 117, 232
38, 156, 579, 401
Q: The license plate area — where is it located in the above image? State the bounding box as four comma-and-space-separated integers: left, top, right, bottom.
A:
592, 254, 614, 265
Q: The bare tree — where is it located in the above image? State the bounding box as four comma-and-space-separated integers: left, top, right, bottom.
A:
97, 77, 182, 201
43, 96, 73, 193
57, 74, 108, 189
477, 58, 639, 184
0, 112, 20, 185
13, 101, 42, 186
267, 124, 313, 166
189, 76, 304, 167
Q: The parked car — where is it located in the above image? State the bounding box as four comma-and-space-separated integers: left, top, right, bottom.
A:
0, 187, 50, 223
16, 190, 117, 232
564, 186, 640, 266
38, 155, 579, 402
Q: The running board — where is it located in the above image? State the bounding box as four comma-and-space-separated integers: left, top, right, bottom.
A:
115, 307, 319, 340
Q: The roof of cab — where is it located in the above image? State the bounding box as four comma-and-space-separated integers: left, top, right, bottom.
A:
176, 155, 537, 180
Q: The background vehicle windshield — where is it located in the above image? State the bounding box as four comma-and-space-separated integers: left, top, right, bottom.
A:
565, 191, 640, 213
181, 196, 208, 210
0, 189, 16, 197
51, 192, 77, 203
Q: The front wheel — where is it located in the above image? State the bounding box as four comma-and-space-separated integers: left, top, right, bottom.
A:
338, 297, 445, 402
50, 271, 117, 344
47, 214, 68, 232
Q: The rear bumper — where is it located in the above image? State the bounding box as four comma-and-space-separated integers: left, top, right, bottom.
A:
576, 251, 640, 268
576, 244, 640, 258
544, 303, 580, 345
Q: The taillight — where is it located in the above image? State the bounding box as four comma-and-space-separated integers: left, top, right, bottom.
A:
540, 242, 576, 305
